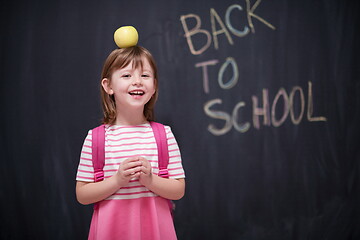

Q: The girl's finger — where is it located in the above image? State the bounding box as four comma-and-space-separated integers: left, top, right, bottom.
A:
128, 161, 143, 169
123, 157, 141, 164
126, 166, 142, 175
120, 159, 142, 171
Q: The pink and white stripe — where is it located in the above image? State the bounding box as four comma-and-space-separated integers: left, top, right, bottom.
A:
76, 123, 185, 200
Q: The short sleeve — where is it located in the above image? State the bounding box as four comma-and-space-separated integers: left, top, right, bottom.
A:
165, 126, 185, 179
76, 130, 95, 182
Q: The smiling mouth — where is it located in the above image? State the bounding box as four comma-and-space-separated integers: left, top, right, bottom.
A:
129, 90, 145, 96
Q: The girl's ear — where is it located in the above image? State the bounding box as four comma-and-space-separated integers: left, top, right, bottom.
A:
152, 79, 157, 95
101, 78, 114, 95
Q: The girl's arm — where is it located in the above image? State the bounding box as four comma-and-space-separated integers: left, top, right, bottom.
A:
138, 157, 185, 200
76, 157, 143, 205
76, 176, 124, 205
141, 176, 185, 200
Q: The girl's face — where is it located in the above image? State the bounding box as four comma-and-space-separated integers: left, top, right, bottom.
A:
103, 57, 156, 113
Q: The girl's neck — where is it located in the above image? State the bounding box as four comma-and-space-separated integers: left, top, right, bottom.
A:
114, 109, 148, 126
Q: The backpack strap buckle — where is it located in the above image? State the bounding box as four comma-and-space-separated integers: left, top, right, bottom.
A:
94, 171, 104, 182
158, 169, 169, 178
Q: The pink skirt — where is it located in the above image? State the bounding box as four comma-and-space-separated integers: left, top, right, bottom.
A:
88, 196, 177, 240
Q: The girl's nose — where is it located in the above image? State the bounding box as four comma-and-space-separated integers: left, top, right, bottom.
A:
132, 75, 142, 86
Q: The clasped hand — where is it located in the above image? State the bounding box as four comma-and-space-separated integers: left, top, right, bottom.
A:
115, 157, 153, 186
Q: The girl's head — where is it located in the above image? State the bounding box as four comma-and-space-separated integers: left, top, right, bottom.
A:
100, 46, 158, 125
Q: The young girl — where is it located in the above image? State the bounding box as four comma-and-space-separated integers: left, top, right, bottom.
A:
76, 46, 186, 240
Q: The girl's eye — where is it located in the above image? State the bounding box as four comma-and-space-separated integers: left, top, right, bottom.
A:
141, 74, 150, 78
122, 74, 131, 78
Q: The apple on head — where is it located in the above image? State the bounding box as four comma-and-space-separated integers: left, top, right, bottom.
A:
114, 26, 139, 48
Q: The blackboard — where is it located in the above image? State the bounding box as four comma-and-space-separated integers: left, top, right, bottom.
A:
1, 0, 359, 239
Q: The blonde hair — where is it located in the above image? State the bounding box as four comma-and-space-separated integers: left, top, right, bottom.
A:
100, 46, 158, 125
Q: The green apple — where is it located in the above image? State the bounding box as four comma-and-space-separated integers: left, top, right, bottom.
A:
114, 26, 139, 48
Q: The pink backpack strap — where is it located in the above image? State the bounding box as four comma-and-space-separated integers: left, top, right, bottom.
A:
150, 122, 174, 217
91, 125, 105, 182
150, 122, 169, 178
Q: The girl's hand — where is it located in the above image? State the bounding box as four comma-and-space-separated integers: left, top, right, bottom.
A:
115, 157, 143, 186
138, 157, 153, 186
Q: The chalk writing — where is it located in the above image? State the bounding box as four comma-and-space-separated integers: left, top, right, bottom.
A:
204, 82, 327, 136
195, 60, 219, 94
218, 57, 239, 90
225, 4, 250, 37
180, 0, 276, 55
180, 1, 326, 136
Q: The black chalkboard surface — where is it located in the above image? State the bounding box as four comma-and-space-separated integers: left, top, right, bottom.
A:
1, 0, 359, 239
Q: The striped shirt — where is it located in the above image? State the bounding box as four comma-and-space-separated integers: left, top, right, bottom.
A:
76, 123, 185, 200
